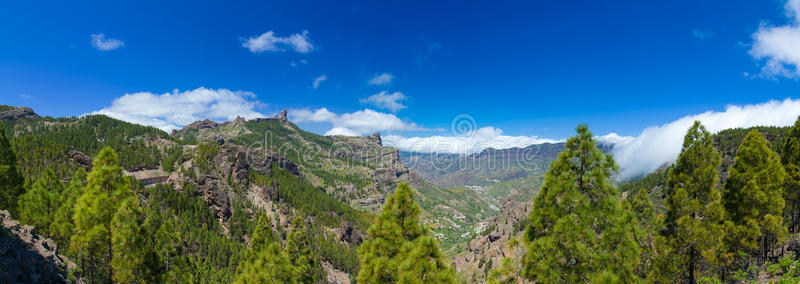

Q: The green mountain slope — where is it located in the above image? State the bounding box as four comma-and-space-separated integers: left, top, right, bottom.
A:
2, 106, 492, 280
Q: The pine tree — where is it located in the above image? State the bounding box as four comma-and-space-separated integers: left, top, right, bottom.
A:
487, 257, 520, 284
155, 217, 185, 282
398, 235, 457, 283
235, 212, 297, 283
661, 121, 725, 283
0, 122, 24, 215
17, 168, 61, 235
248, 213, 276, 258
522, 124, 640, 282
235, 242, 297, 284
357, 182, 455, 283
286, 216, 324, 283
723, 129, 786, 265
783, 116, 800, 233
629, 189, 660, 278
111, 197, 146, 283
50, 168, 86, 248
71, 147, 136, 283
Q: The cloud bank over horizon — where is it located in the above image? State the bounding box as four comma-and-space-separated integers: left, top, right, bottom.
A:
610, 98, 800, 179
90, 87, 266, 132
383, 127, 562, 155
289, 107, 429, 136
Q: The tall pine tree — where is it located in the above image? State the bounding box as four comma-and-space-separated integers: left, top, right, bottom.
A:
50, 168, 86, 248
357, 182, 455, 283
0, 122, 24, 215
723, 129, 786, 265
235, 243, 297, 284
71, 147, 136, 283
783, 116, 800, 233
235, 213, 297, 284
110, 197, 147, 283
522, 124, 640, 282
17, 168, 62, 235
661, 121, 725, 283
286, 216, 324, 283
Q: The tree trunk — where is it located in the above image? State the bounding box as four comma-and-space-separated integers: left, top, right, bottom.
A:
689, 244, 696, 284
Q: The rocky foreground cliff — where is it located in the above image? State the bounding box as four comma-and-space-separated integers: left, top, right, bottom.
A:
0, 210, 75, 283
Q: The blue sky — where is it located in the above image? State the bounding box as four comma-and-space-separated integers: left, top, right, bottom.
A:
2, 0, 800, 174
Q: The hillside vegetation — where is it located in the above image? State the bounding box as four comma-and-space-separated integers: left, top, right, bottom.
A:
5, 103, 800, 283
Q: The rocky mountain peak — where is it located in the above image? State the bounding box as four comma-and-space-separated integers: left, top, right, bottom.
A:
371, 132, 382, 146
185, 119, 219, 130
0, 105, 40, 122
276, 109, 288, 121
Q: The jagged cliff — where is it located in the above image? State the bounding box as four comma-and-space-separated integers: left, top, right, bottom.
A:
0, 210, 76, 283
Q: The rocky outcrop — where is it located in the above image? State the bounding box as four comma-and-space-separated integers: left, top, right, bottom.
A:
0, 210, 75, 283
370, 132, 382, 146
185, 119, 219, 130
68, 150, 93, 170
322, 261, 351, 284
276, 110, 288, 121
167, 144, 301, 227
455, 199, 532, 283
0, 106, 39, 122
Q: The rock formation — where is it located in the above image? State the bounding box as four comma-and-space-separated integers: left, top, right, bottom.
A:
0, 106, 39, 122
0, 210, 76, 283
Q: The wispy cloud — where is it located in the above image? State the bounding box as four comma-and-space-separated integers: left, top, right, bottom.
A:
384, 127, 561, 154
360, 91, 407, 112
289, 108, 427, 136
608, 98, 800, 179
290, 59, 308, 67
243, 30, 314, 53
368, 72, 394, 85
19, 94, 31, 99
749, 0, 800, 79
692, 29, 713, 40
91, 33, 125, 51
312, 75, 327, 89
417, 39, 442, 65
89, 87, 265, 132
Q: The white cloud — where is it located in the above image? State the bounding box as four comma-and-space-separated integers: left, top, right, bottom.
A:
383, 127, 561, 155
692, 29, 712, 40
749, 0, 800, 79
359, 91, 407, 112
19, 94, 31, 99
595, 133, 635, 145
289, 108, 427, 136
610, 98, 800, 180
290, 59, 308, 67
91, 33, 124, 51
89, 87, 266, 132
368, 73, 394, 85
312, 75, 327, 89
243, 30, 314, 53
325, 127, 361, 136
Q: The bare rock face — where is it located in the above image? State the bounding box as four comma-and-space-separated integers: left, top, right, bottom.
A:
0, 106, 39, 122
185, 119, 219, 130
68, 150, 93, 170
370, 132, 382, 146
322, 261, 351, 284
455, 199, 532, 283
167, 144, 302, 227
0, 210, 76, 283
339, 221, 365, 245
